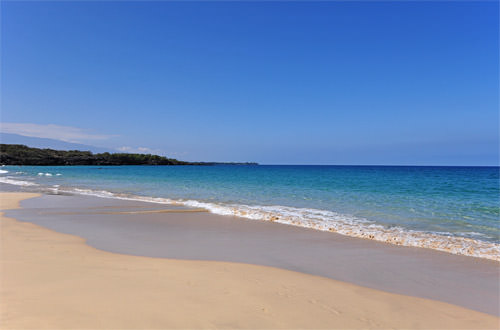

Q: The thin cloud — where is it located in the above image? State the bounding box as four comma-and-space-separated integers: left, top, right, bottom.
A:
116, 146, 186, 157
0, 122, 114, 143
117, 146, 160, 154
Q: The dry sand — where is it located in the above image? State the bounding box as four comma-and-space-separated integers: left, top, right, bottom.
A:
1, 192, 498, 329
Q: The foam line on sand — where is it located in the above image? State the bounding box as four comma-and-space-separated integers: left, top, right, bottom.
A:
1, 192, 498, 329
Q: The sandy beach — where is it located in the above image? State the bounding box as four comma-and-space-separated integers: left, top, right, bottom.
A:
2, 0, 499, 327
0, 192, 499, 329
7, 191, 500, 316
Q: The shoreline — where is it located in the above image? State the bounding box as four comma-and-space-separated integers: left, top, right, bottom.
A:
7, 191, 500, 316
65, 186, 500, 262
2, 168, 499, 262
1, 192, 499, 329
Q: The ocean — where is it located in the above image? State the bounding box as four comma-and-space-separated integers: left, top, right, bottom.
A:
1, 165, 498, 260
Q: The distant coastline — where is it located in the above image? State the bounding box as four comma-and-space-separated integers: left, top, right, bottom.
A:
0, 144, 258, 166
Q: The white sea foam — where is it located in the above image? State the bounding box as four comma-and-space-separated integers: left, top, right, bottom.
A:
0, 177, 39, 186
54, 186, 500, 262
0, 170, 9, 174
456, 231, 488, 238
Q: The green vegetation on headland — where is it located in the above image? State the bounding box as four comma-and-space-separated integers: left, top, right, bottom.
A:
0, 144, 258, 166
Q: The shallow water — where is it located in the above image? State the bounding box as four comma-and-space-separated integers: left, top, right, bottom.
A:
6, 194, 500, 316
1, 165, 499, 259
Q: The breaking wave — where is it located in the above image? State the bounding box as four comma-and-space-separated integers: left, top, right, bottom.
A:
48, 186, 499, 262
0, 176, 39, 186
1, 174, 498, 262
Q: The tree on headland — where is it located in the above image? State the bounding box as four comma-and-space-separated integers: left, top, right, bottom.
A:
0, 144, 258, 166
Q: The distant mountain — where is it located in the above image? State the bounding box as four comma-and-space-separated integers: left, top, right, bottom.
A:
0, 133, 114, 153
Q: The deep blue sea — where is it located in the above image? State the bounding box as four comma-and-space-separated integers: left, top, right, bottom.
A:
1, 165, 499, 260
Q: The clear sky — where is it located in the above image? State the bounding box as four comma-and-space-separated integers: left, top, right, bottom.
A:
1, 1, 498, 165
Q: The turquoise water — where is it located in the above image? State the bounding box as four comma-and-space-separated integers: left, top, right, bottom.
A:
1, 165, 499, 260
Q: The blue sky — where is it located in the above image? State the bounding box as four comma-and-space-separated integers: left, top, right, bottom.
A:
1, 1, 498, 165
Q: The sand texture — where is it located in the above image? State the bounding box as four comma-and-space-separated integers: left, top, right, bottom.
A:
1, 192, 499, 329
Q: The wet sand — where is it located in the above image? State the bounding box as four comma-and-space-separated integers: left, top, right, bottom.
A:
2, 192, 500, 329
4, 192, 500, 318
